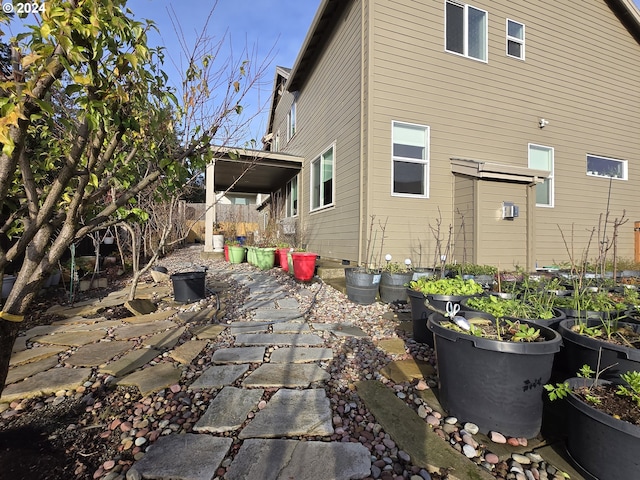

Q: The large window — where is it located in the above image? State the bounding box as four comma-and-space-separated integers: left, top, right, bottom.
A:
285, 176, 298, 217
445, 1, 488, 62
311, 144, 334, 211
586, 154, 627, 180
506, 19, 525, 60
529, 144, 554, 207
287, 101, 297, 141
392, 121, 429, 197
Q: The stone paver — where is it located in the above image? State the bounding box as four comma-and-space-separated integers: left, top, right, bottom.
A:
379, 359, 436, 384
190, 324, 225, 340
142, 326, 186, 349
239, 388, 334, 439
169, 340, 208, 365
311, 323, 368, 337
226, 439, 371, 480
128, 434, 232, 480
121, 310, 175, 324
10, 345, 66, 366
117, 362, 182, 396
272, 322, 311, 334
212, 346, 266, 364
275, 297, 300, 309
193, 386, 264, 433
229, 324, 269, 335
99, 348, 161, 377
5, 356, 59, 385
0, 367, 92, 403
11, 336, 28, 353
189, 364, 249, 390
242, 363, 330, 388
252, 309, 304, 321
31, 330, 106, 347
269, 347, 334, 364
124, 298, 157, 315
66, 340, 135, 367
377, 338, 407, 355
113, 320, 177, 340
235, 333, 324, 347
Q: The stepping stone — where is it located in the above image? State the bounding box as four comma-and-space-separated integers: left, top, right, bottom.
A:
66, 340, 135, 367
6, 356, 59, 385
142, 326, 186, 349
169, 340, 208, 365
212, 347, 266, 364
377, 338, 407, 355
235, 333, 324, 347
240, 299, 276, 311
242, 364, 330, 388
276, 297, 300, 309
252, 309, 304, 321
10, 345, 66, 367
190, 324, 225, 340
193, 386, 264, 433
128, 434, 232, 480
47, 295, 126, 317
54, 315, 107, 325
121, 310, 175, 324
0, 367, 92, 403
239, 388, 334, 439
311, 323, 368, 337
12, 336, 28, 353
272, 322, 311, 334
379, 359, 436, 384
189, 364, 249, 390
113, 320, 177, 340
270, 347, 334, 364
226, 439, 372, 480
125, 298, 157, 315
229, 324, 269, 335
31, 330, 106, 347
117, 362, 182, 396
48, 319, 122, 332
99, 348, 161, 377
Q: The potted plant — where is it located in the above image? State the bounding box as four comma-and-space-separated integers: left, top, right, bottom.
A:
226, 241, 246, 264
344, 216, 385, 304
448, 263, 497, 287
276, 243, 293, 272
428, 307, 562, 438
545, 366, 640, 480
464, 293, 566, 330
212, 222, 224, 252
379, 256, 413, 304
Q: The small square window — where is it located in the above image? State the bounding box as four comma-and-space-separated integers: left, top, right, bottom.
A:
506, 19, 525, 60
586, 155, 627, 180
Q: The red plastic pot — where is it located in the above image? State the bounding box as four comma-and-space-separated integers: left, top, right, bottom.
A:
224, 244, 229, 262
291, 252, 317, 282
277, 248, 293, 272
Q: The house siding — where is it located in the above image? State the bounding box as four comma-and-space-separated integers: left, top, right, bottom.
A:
453, 175, 476, 265
365, 0, 640, 266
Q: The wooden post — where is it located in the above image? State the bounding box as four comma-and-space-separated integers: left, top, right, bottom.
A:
635, 221, 640, 263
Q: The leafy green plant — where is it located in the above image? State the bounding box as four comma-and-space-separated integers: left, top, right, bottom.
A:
617, 371, 640, 407
466, 294, 556, 320
507, 320, 541, 342
409, 276, 484, 296
447, 263, 497, 277
382, 261, 411, 274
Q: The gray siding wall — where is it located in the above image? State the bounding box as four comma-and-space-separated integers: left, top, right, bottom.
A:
367, 0, 640, 266
453, 175, 475, 265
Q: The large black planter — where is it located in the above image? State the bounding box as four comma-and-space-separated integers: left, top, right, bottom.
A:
407, 289, 433, 347
171, 271, 207, 303
564, 378, 640, 480
344, 268, 380, 305
428, 311, 561, 438
558, 318, 640, 381
379, 272, 413, 303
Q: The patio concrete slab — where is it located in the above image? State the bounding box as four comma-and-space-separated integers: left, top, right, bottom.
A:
356, 380, 494, 480
269, 347, 334, 364
0, 367, 92, 403
235, 333, 324, 347
121, 309, 175, 324
189, 364, 249, 390
31, 329, 106, 347
10, 345, 66, 367
242, 363, 330, 388
5, 356, 59, 385
252, 309, 304, 321
117, 362, 182, 396
99, 348, 160, 377
113, 320, 177, 340
193, 386, 264, 433
379, 359, 436, 384
272, 322, 311, 334
212, 346, 266, 364
65, 340, 135, 367
142, 326, 186, 349
226, 439, 372, 480
377, 338, 407, 355
239, 388, 334, 439
168, 339, 208, 365
190, 324, 225, 340
128, 434, 232, 480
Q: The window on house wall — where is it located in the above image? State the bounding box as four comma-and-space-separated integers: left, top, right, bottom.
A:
286, 176, 298, 217
506, 19, 525, 59
311, 144, 334, 211
392, 121, 429, 197
287, 101, 297, 141
528, 144, 554, 207
586, 154, 627, 180
445, 1, 488, 62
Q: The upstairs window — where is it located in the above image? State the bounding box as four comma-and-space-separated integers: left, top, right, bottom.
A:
506, 19, 525, 60
286, 176, 298, 217
311, 144, 334, 211
587, 154, 627, 180
392, 121, 429, 197
445, 1, 488, 62
287, 100, 297, 141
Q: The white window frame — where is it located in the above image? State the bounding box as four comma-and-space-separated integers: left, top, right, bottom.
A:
445, 0, 488, 62
287, 100, 297, 141
528, 143, 554, 208
310, 143, 335, 212
506, 19, 525, 60
391, 121, 430, 198
285, 175, 298, 217
586, 154, 628, 180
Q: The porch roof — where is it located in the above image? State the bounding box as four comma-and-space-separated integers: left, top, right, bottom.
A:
210, 146, 303, 194
450, 158, 550, 184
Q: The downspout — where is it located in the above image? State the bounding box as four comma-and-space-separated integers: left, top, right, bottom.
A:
358, 0, 369, 266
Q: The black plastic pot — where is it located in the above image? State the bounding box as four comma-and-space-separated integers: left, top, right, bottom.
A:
428, 311, 561, 438
407, 289, 433, 347
558, 318, 640, 381
170, 271, 206, 303
344, 268, 380, 305
379, 271, 413, 303
425, 293, 480, 312
564, 378, 640, 480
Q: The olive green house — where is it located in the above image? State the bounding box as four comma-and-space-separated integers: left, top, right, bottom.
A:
213, 0, 640, 270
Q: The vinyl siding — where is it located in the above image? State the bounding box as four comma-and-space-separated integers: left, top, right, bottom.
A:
453, 175, 476, 264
